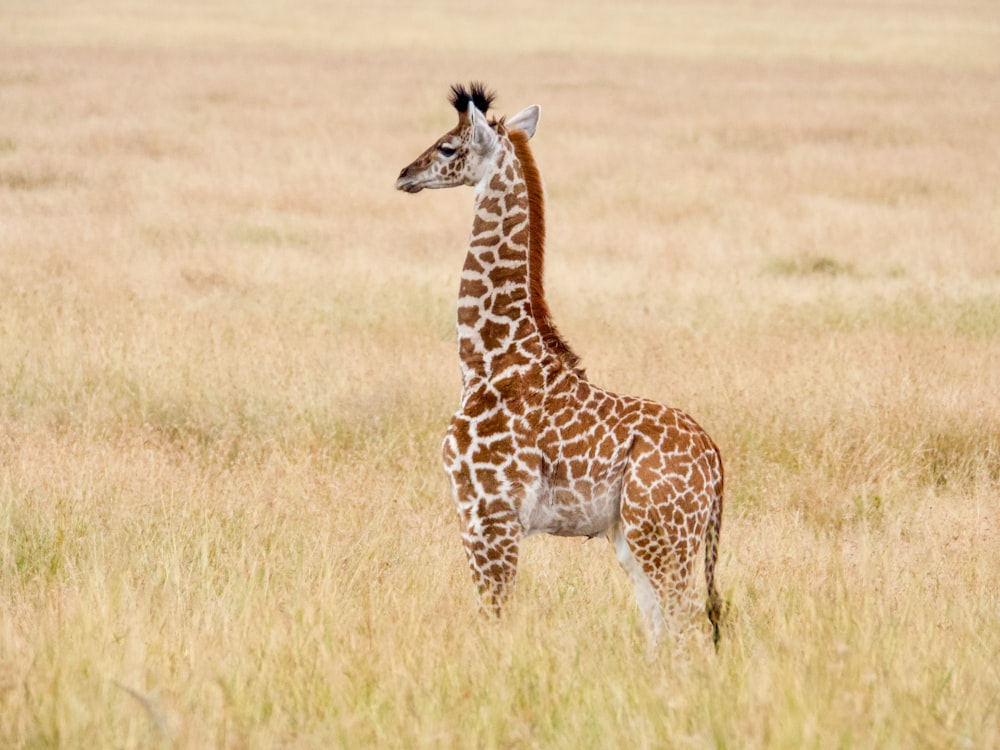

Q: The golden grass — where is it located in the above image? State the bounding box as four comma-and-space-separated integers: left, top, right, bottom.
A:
2, 1, 999, 747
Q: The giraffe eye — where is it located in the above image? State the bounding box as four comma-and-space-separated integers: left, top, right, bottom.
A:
438, 145, 457, 158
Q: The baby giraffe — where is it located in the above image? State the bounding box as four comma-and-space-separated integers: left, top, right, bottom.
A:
396, 83, 725, 646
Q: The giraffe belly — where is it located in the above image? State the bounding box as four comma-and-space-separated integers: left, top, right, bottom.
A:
520, 479, 622, 538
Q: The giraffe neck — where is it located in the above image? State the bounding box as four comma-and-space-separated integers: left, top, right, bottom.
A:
456, 133, 581, 383
455, 139, 534, 380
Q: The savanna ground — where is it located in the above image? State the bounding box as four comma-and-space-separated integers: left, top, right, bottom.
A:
2, 1, 999, 747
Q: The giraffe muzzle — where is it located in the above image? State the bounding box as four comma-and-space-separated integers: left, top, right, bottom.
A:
395, 167, 425, 194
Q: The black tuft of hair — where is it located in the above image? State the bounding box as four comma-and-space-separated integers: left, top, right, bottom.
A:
449, 82, 495, 114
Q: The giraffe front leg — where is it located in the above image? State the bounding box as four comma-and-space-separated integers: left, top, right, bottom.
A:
458, 504, 522, 617
443, 420, 523, 616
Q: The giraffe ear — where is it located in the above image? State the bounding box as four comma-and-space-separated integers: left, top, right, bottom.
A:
507, 105, 540, 139
469, 101, 498, 155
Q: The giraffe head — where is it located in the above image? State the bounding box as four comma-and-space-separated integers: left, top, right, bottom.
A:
395, 82, 540, 194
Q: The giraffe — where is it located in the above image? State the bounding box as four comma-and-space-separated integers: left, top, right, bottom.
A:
395, 83, 725, 645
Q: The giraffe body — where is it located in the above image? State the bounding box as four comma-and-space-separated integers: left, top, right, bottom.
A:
396, 84, 724, 645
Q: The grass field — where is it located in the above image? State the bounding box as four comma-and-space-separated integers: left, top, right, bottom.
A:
2, 1, 999, 747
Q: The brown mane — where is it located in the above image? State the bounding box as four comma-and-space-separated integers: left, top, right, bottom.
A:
507, 129, 584, 376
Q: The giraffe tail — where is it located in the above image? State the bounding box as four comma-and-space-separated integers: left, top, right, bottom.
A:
705, 448, 725, 649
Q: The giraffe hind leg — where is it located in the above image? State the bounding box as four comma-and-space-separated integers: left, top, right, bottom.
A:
611, 523, 666, 643
613, 504, 702, 647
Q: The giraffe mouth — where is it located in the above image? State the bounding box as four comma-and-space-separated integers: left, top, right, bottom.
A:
395, 169, 425, 193
395, 179, 424, 194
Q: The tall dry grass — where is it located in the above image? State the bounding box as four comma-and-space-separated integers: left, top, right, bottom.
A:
1, 1, 998, 747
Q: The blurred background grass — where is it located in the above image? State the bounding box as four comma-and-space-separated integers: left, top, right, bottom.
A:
1, 1, 998, 747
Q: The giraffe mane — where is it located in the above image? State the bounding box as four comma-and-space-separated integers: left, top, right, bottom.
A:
450, 82, 496, 115
508, 129, 585, 376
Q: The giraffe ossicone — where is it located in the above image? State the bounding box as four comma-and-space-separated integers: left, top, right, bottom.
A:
395, 83, 725, 646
